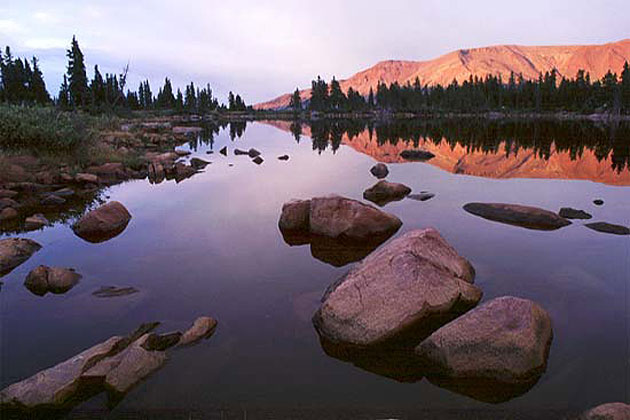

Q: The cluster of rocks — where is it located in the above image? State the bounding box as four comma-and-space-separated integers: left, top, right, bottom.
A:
311, 226, 553, 403
234, 147, 265, 165
146, 150, 203, 184
24, 266, 82, 296
366, 163, 435, 205
278, 195, 402, 266
463, 202, 629, 235
0, 317, 218, 415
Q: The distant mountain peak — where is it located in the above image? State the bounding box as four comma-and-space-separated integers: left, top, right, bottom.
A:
255, 39, 630, 110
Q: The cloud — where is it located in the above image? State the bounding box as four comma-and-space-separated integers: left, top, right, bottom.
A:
0, 19, 24, 35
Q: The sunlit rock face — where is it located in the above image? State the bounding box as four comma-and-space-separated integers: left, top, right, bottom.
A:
256, 39, 630, 110
313, 228, 481, 351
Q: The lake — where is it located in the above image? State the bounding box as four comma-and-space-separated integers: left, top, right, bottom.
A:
1, 119, 629, 419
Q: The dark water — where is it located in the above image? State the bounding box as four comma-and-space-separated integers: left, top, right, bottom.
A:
1, 121, 629, 419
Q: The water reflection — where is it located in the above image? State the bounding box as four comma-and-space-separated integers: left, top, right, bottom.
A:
267, 119, 630, 185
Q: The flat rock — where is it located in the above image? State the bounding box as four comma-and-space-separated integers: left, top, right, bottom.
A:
370, 163, 389, 179
415, 296, 553, 403
0, 238, 42, 276
407, 192, 435, 202
72, 201, 132, 243
24, 266, 82, 296
0, 335, 125, 410
585, 222, 630, 236
463, 202, 571, 230
579, 403, 630, 420
24, 214, 49, 231
92, 286, 139, 298
0, 197, 20, 210
0, 189, 18, 199
400, 149, 435, 161
313, 228, 481, 352
40, 194, 66, 206
559, 207, 592, 219
179, 316, 218, 346
75, 173, 99, 184
363, 180, 412, 206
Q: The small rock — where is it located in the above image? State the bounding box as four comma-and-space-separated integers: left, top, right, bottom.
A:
219, 146, 228, 156
585, 222, 630, 236
179, 316, 218, 346
206, 150, 214, 155
24, 214, 48, 231
559, 207, 592, 219
248, 148, 261, 158
593, 199, 604, 206
400, 149, 435, 161
53, 187, 75, 198
0, 207, 18, 221
72, 201, 132, 243
93, 286, 139, 298
190, 157, 210, 169
407, 192, 435, 202
174, 149, 191, 157
0, 238, 42, 276
278, 155, 290, 161
40, 194, 66, 206
0, 197, 20, 210
363, 180, 412, 206
141, 332, 182, 351
24, 266, 82, 296
75, 173, 99, 184
252, 156, 264, 165
463, 202, 571, 231
0, 189, 18, 199
579, 402, 630, 420
234, 148, 249, 156
370, 163, 389, 179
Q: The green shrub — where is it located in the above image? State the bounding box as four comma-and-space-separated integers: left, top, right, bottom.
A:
0, 105, 92, 151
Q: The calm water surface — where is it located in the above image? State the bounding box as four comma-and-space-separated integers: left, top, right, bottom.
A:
1, 121, 629, 419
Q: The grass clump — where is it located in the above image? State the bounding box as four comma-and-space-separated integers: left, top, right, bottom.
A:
0, 105, 92, 151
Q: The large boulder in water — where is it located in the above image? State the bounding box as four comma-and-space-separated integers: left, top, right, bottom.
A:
0, 238, 41, 277
24, 266, 82, 296
72, 201, 132, 243
579, 403, 630, 420
363, 180, 412, 206
415, 296, 553, 403
313, 228, 481, 353
463, 202, 571, 230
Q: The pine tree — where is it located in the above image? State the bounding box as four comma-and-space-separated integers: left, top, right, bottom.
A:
58, 75, 70, 109
621, 61, 630, 114
66, 36, 89, 107
90, 65, 105, 107
30, 57, 50, 104
289, 88, 301, 112
328, 77, 347, 111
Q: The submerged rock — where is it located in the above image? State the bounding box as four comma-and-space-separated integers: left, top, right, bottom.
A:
585, 222, 630, 236
24, 266, 82, 296
0, 238, 42, 277
415, 296, 553, 403
407, 192, 435, 202
179, 316, 218, 346
400, 149, 435, 161
72, 201, 132, 243
363, 180, 412, 206
92, 286, 139, 298
579, 403, 630, 420
141, 332, 182, 351
559, 207, 592, 219
190, 157, 210, 169
370, 163, 389, 179
313, 228, 481, 352
463, 202, 571, 230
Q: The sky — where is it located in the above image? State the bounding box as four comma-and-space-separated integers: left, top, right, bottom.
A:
1, 0, 629, 105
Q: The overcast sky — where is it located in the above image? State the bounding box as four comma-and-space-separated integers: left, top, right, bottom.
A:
1, 0, 628, 104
